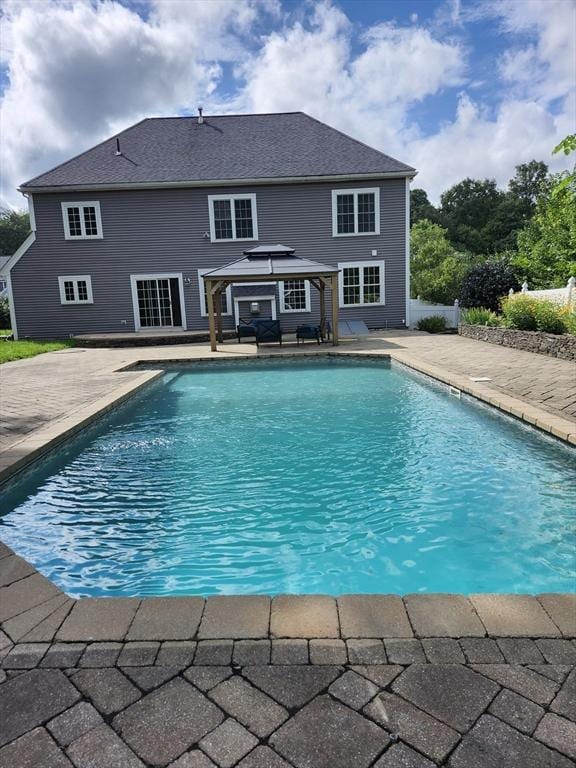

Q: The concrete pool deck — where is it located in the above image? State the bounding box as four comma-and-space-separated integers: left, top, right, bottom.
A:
0, 331, 575, 766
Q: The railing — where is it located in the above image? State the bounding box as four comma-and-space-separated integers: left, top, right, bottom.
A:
410, 298, 461, 328
509, 277, 575, 306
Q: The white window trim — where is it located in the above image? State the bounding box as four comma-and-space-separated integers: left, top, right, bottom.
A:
233, 295, 277, 327
198, 269, 232, 317
130, 273, 187, 332
331, 188, 380, 237
207, 193, 258, 242
61, 201, 103, 240
338, 260, 385, 307
278, 279, 311, 313
58, 275, 94, 305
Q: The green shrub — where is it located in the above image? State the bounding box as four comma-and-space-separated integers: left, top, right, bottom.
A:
533, 300, 567, 334
560, 307, 576, 335
460, 262, 519, 311
461, 307, 501, 326
501, 295, 572, 334
416, 315, 448, 333
501, 295, 538, 330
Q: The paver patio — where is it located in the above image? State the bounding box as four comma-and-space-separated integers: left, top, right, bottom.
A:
0, 332, 574, 766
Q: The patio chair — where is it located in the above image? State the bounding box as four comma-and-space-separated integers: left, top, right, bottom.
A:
296, 324, 322, 344
255, 319, 282, 346
320, 319, 332, 341
237, 318, 264, 343
296, 320, 332, 344
237, 318, 255, 343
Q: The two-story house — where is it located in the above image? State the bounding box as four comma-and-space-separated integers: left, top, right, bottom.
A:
6, 112, 416, 339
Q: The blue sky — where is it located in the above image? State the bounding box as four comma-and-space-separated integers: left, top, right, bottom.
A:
0, 0, 574, 207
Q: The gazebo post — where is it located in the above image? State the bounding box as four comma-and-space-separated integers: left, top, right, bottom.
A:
331, 273, 339, 345
206, 278, 217, 352
215, 286, 223, 343
319, 281, 326, 332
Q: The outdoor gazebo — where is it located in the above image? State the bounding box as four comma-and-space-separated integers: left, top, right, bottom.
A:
202, 245, 340, 351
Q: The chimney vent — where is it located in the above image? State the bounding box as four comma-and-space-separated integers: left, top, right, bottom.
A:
197, 106, 204, 125
114, 137, 122, 156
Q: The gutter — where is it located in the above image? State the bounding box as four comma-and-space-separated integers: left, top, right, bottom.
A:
19, 170, 417, 195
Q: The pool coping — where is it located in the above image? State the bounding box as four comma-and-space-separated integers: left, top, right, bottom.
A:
0, 347, 573, 487
1, 539, 574, 645
0, 350, 574, 646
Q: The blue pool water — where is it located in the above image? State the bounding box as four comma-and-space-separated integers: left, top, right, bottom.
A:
1, 358, 575, 596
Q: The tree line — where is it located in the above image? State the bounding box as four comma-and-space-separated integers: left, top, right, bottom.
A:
410, 136, 576, 310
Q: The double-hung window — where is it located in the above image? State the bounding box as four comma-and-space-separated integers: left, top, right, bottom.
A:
208, 194, 258, 242
338, 261, 385, 307
198, 269, 232, 316
61, 202, 103, 239
331, 188, 380, 236
279, 279, 311, 313
58, 275, 93, 305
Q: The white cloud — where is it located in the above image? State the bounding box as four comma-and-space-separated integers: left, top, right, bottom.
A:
227, 0, 572, 201
0, 0, 573, 208
0, 0, 274, 206
227, 4, 465, 159
493, 0, 575, 104
409, 93, 572, 201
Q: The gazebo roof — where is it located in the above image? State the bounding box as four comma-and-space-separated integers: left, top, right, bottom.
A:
203, 245, 339, 281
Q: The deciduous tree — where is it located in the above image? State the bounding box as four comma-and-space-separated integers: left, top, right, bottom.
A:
410, 220, 471, 305
0, 208, 30, 256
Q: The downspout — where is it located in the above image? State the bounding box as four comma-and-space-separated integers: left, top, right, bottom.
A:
6, 273, 18, 340
405, 177, 411, 328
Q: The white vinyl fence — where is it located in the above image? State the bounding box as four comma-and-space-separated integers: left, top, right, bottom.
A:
509, 277, 575, 306
410, 298, 461, 328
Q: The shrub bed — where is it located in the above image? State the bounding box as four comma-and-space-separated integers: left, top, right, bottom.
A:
416, 315, 448, 333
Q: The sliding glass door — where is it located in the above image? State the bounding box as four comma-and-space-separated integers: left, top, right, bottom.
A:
131, 275, 184, 330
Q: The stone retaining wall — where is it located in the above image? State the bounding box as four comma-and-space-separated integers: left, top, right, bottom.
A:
459, 324, 576, 361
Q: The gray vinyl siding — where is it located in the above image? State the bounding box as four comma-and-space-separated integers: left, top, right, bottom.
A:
11, 179, 407, 339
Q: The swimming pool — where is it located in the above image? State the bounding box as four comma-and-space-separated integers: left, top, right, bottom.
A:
1, 357, 574, 596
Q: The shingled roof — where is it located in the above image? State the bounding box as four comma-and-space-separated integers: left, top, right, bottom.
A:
20, 112, 415, 191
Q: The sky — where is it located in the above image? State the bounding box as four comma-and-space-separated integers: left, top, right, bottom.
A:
0, 0, 574, 209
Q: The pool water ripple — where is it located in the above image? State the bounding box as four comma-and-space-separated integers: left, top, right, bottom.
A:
1, 358, 574, 596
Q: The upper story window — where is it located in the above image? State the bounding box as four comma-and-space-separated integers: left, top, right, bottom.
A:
58, 275, 94, 305
331, 188, 380, 237
338, 260, 385, 307
61, 202, 103, 240
279, 279, 311, 313
208, 194, 258, 242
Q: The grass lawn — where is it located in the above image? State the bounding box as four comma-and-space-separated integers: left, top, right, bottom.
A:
0, 334, 74, 364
